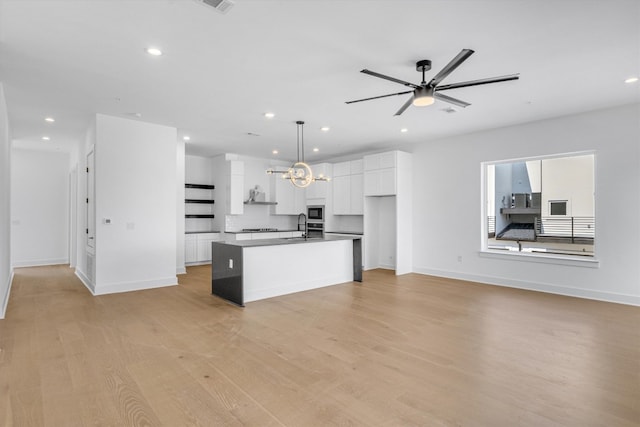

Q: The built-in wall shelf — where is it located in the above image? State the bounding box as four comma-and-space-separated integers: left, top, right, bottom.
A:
186, 199, 215, 204
185, 184, 215, 190
185, 183, 215, 226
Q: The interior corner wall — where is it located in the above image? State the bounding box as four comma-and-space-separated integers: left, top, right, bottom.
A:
74, 119, 95, 290
10, 149, 70, 267
93, 114, 178, 294
395, 151, 413, 275
0, 83, 12, 319
412, 104, 640, 305
176, 140, 185, 274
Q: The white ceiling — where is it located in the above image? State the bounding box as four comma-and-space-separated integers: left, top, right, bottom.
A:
1, 0, 638, 162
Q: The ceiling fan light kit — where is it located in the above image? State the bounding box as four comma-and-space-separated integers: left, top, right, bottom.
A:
266, 121, 330, 189
412, 86, 435, 107
346, 48, 519, 115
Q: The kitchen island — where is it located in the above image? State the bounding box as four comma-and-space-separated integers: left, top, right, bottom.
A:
211, 236, 362, 306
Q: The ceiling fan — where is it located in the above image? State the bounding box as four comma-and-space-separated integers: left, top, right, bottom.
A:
345, 49, 519, 116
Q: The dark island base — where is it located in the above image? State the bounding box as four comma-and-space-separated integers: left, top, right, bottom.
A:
212, 238, 362, 307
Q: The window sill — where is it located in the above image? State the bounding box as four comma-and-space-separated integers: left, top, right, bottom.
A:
479, 249, 600, 268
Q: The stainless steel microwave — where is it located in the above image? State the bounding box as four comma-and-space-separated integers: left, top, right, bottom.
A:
307, 205, 324, 221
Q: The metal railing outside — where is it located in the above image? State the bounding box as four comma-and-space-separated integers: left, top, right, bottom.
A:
487, 216, 495, 234
535, 217, 595, 241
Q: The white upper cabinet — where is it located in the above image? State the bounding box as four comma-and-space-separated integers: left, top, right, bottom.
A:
271, 175, 306, 215
228, 160, 244, 215
364, 152, 398, 196
306, 163, 332, 202
333, 160, 364, 215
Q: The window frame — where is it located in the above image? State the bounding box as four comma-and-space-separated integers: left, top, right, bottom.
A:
480, 150, 598, 267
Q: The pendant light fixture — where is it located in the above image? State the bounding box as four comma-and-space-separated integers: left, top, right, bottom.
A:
266, 121, 329, 188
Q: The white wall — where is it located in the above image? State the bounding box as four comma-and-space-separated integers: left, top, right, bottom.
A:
364, 196, 396, 270
10, 148, 70, 267
541, 154, 594, 217
91, 114, 177, 294
0, 83, 12, 318
412, 104, 640, 305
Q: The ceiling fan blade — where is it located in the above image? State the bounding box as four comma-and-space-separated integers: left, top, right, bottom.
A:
361, 69, 420, 89
345, 90, 413, 104
394, 96, 414, 116
428, 49, 475, 87
434, 92, 470, 108
436, 74, 520, 91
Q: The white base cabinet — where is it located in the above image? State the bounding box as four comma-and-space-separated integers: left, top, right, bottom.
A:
185, 233, 221, 264
226, 231, 304, 241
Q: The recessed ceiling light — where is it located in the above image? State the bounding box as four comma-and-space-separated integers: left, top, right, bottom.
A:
146, 47, 163, 56
45, 117, 55, 123
42, 136, 50, 141
400, 128, 408, 133
313, 147, 319, 152
624, 77, 638, 83
272, 150, 278, 155
183, 135, 191, 141
320, 126, 330, 132
264, 112, 275, 119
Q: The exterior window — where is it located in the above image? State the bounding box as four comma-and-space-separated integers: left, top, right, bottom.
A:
549, 200, 567, 216
484, 153, 594, 258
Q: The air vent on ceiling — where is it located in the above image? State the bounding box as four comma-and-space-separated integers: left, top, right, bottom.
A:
196, 0, 235, 14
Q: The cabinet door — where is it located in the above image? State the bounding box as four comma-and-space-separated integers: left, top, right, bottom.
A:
273, 176, 295, 214
350, 159, 364, 174
333, 161, 350, 177
364, 154, 380, 171
333, 175, 350, 215
185, 236, 197, 263
378, 168, 397, 195
350, 173, 364, 214
229, 173, 244, 215
364, 170, 379, 196
196, 238, 212, 262
379, 151, 397, 169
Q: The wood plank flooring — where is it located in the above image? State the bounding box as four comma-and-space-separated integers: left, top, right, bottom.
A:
0, 264, 638, 426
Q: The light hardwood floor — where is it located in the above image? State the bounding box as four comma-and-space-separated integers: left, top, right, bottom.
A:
0, 265, 638, 426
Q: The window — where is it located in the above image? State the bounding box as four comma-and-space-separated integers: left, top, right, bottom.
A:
483, 152, 595, 259
549, 200, 567, 216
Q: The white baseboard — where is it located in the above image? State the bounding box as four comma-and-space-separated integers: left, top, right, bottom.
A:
176, 267, 187, 275
12, 258, 69, 268
0, 269, 14, 319
92, 276, 178, 295
185, 261, 211, 267
413, 266, 640, 306
75, 268, 96, 295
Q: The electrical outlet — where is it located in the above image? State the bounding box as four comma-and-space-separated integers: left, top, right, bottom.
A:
457, 255, 463, 263
229, 259, 233, 269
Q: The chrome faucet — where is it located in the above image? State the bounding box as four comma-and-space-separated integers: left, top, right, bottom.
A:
297, 213, 307, 238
